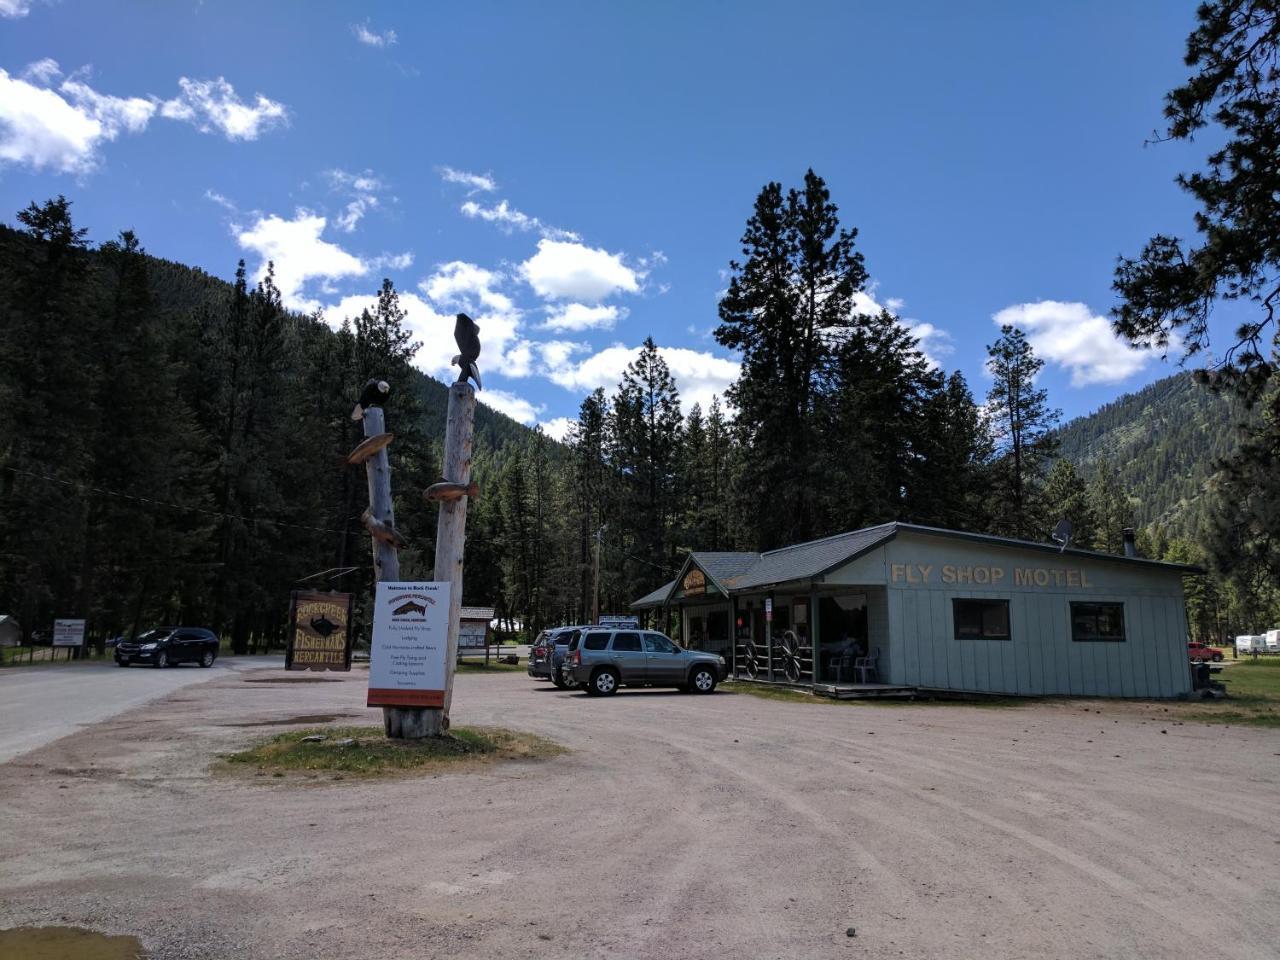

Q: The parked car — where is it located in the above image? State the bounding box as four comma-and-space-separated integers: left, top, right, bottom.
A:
527, 630, 554, 680
1187, 641, 1224, 663
115, 627, 219, 668
563, 627, 726, 696
548, 625, 590, 689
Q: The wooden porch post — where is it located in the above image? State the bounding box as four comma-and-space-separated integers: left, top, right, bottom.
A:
810, 593, 821, 683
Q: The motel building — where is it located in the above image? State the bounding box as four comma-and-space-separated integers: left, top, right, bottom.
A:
631, 522, 1198, 699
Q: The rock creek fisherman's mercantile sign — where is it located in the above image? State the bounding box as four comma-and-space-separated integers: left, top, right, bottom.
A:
367, 581, 451, 708
286, 591, 354, 671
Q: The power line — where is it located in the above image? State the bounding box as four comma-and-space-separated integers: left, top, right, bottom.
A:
3, 465, 358, 537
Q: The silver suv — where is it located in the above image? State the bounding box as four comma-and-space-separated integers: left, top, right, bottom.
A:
564, 629, 726, 696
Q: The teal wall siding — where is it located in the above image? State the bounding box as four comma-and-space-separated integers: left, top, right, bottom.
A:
874, 534, 1191, 697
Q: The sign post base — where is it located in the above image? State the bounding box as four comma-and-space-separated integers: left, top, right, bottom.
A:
383, 707, 442, 738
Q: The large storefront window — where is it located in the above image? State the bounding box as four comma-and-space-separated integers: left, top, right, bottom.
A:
817, 594, 867, 680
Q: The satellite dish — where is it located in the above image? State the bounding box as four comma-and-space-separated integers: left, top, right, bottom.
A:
1051, 518, 1073, 552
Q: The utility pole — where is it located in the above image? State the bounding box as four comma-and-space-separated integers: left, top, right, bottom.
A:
591, 523, 607, 625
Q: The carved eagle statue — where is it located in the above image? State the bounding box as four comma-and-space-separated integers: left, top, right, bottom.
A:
452, 313, 482, 390
350, 379, 391, 421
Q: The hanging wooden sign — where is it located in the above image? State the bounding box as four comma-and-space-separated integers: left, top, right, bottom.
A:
286, 591, 354, 671
682, 568, 706, 596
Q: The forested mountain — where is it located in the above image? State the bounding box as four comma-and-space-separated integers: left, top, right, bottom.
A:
1053, 372, 1245, 538
0, 203, 539, 651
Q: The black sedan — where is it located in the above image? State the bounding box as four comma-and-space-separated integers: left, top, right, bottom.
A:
115, 627, 220, 668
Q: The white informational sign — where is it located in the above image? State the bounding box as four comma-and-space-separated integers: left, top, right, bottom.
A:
457, 620, 488, 650
764, 598, 773, 623
367, 582, 451, 708
52, 619, 85, 647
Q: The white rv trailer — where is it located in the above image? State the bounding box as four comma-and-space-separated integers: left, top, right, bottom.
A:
1266, 630, 1280, 653
1236, 634, 1258, 654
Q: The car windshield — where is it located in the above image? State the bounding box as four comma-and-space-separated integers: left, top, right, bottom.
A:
136, 629, 171, 642
554, 631, 578, 645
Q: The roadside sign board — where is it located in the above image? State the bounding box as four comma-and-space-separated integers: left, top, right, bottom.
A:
765, 599, 773, 623
52, 619, 85, 647
286, 591, 354, 671
458, 619, 488, 650
367, 581, 451, 708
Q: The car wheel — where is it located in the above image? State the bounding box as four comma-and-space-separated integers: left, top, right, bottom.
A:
1212, 652, 1223, 662
116, 660, 128, 668
551, 666, 569, 689
199, 651, 216, 668
588, 668, 619, 696
155, 651, 168, 669
690, 666, 718, 694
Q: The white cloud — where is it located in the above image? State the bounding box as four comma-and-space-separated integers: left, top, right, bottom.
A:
479, 389, 544, 424
992, 300, 1158, 386
549, 343, 738, 414
439, 166, 497, 193
519, 239, 641, 303
539, 416, 575, 441
325, 168, 386, 232
159, 77, 286, 141
368, 251, 414, 272
0, 0, 32, 17
352, 21, 397, 47
460, 199, 578, 241
0, 64, 286, 174
324, 290, 460, 377
416, 262, 527, 378
539, 303, 623, 332
419, 261, 513, 313
238, 211, 367, 312
902, 320, 953, 370
0, 63, 156, 174
21, 58, 60, 84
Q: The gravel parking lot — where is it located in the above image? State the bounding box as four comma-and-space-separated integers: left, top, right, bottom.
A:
1, 667, 1277, 960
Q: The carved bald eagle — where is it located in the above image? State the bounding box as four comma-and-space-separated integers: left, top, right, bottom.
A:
452, 313, 482, 390
350, 379, 390, 421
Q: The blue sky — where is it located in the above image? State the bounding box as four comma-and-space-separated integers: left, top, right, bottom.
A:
0, 1, 1214, 434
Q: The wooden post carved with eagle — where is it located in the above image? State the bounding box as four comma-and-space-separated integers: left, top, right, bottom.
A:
349, 314, 481, 739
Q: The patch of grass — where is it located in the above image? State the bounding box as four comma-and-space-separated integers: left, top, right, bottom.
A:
222, 724, 564, 778
1185, 658, 1280, 727
455, 659, 524, 673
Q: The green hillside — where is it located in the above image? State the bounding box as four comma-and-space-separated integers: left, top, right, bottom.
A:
1054, 372, 1247, 537
0, 206, 541, 651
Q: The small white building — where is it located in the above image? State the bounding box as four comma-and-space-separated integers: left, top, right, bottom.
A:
0, 615, 20, 647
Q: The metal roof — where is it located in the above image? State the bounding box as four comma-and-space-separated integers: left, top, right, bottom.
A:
629, 521, 1200, 607
732, 523, 898, 589
631, 579, 677, 610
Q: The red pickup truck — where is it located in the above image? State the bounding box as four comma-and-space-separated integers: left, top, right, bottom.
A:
1187, 641, 1224, 662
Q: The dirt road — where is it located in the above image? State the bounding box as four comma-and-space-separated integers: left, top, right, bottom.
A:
0, 657, 283, 764
0, 667, 1277, 959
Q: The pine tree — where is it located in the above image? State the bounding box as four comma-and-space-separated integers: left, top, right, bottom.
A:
820, 310, 940, 530
985, 325, 1060, 539
610, 337, 683, 589
1041, 459, 1095, 550
715, 170, 868, 549
1088, 460, 1134, 555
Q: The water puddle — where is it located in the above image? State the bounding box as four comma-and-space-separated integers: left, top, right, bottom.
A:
0, 926, 145, 960
242, 677, 341, 684
221, 713, 357, 727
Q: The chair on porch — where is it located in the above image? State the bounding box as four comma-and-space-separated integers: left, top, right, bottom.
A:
829, 647, 856, 683
853, 648, 880, 684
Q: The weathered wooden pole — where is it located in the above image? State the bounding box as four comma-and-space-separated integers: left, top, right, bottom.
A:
426, 380, 476, 731
349, 393, 420, 739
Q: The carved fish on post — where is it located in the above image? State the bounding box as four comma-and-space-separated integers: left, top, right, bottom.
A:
361, 507, 406, 548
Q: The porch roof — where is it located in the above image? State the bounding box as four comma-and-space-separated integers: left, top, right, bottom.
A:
632, 579, 677, 610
